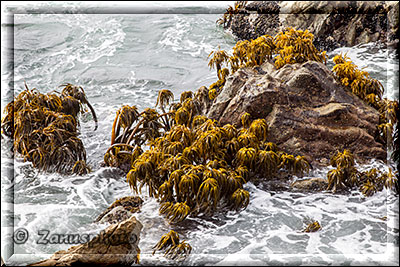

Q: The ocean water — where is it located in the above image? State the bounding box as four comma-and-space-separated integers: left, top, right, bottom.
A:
1, 2, 399, 266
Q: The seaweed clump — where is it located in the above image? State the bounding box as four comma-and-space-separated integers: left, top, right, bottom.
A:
153, 230, 192, 261
217, 1, 248, 28
103, 88, 312, 260
106, 90, 312, 224
206, 28, 328, 101
302, 221, 321, 233
1, 83, 97, 175
332, 53, 399, 149
327, 149, 398, 195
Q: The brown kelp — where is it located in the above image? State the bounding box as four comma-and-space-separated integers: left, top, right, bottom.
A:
105, 98, 310, 263
302, 221, 321, 233
332, 53, 399, 149
327, 149, 398, 195
206, 27, 328, 101
105, 88, 311, 228
1, 83, 97, 175
153, 230, 192, 261
217, 1, 248, 28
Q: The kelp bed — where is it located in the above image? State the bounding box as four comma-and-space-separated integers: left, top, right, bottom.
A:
1, 83, 97, 175
101, 27, 399, 260
2, 24, 399, 262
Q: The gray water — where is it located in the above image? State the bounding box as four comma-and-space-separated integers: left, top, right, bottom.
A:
1, 2, 399, 266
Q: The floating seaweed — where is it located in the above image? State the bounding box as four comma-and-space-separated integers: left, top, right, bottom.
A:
1, 83, 97, 175
302, 220, 321, 233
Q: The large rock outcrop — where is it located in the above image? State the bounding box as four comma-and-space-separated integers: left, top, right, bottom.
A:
206, 61, 387, 167
29, 216, 142, 266
224, 1, 399, 51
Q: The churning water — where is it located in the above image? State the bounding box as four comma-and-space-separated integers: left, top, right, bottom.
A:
1, 2, 399, 265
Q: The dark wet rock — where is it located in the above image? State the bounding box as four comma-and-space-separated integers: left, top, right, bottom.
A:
291, 178, 328, 192
95, 196, 143, 224
29, 216, 142, 266
205, 61, 386, 168
222, 1, 398, 51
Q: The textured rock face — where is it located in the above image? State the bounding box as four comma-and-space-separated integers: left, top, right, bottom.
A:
29, 216, 142, 266
95, 196, 143, 224
224, 1, 398, 51
206, 61, 386, 167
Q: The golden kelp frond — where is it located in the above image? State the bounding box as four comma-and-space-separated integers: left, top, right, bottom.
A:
235, 147, 257, 169
360, 180, 377, 197
164, 240, 192, 261
332, 54, 389, 134
249, 118, 268, 142
156, 89, 174, 110
164, 202, 191, 224
179, 173, 201, 202
153, 230, 180, 254
257, 150, 279, 177
238, 132, 259, 148
230, 188, 250, 211
72, 160, 91, 175
325, 147, 397, 196
196, 178, 220, 214
330, 149, 355, 169
208, 89, 218, 101
60, 83, 98, 130
217, 1, 247, 27
118, 105, 140, 129
153, 230, 192, 261
103, 87, 311, 233
278, 153, 296, 173
208, 48, 230, 79
241, 112, 251, 129
326, 168, 345, 193
302, 221, 321, 233
381, 168, 398, 191
158, 180, 174, 203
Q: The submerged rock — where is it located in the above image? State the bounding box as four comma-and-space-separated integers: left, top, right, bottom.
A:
206, 61, 386, 167
223, 1, 398, 51
291, 177, 328, 192
95, 196, 143, 224
29, 216, 142, 266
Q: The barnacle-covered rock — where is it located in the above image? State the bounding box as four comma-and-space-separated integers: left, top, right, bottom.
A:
205, 60, 386, 167
220, 1, 398, 51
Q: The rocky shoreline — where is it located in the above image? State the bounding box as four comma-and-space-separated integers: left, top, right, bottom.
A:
222, 1, 399, 51
28, 197, 143, 266
29, 216, 142, 266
